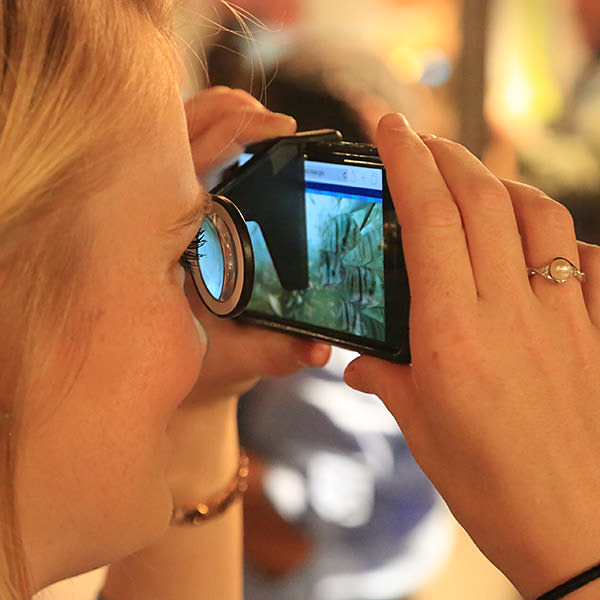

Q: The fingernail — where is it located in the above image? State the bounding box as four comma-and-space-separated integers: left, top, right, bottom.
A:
419, 133, 438, 142
272, 112, 296, 122
299, 342, 331, 367
343, 362, 364, 392
380, 112, 411, 132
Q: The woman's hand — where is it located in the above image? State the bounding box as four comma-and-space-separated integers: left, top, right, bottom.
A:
184, 86, 297, 182
344, 113, 600, 599
182, 85, 330, 403
184, 277, 331, 403
102, 90, 315, 600
168, 86, 326, 494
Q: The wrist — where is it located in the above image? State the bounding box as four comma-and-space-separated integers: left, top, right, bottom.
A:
520, 560, 600, 600
171, 451, 249, 526
528, 569, 600, 600
166, 397, 239, 504
561, 578, 600, 600
486, 493, 600, 600
515, 555, 600, 600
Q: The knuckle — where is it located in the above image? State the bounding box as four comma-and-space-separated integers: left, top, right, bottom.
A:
208, 85, 232, 94
214, 88, 259, 111
470, 181, 511, 214
516, 185, 551, 208
433, 137, 464, 152
579, 240, 600, 255
380, 128, 428, 160
428, 136, 478, 163
522, 189, 573, 224
231, 87, 263, 105
230, 87, 252, 99
427, 139, 512, 213
392, 135, 426, 156
542, 200, 575, 233
418, 199, 463, 231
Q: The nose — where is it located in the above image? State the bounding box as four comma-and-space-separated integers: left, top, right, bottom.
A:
193, 315, 209, 364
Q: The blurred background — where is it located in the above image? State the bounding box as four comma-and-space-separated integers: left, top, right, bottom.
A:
176, 0, 600, 242
38, 1, 600, 600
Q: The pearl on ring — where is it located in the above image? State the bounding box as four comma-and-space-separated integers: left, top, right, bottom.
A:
527, 257, 585, 284
549, 258, 575, 283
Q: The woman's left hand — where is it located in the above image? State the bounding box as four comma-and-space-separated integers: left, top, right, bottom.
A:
166, 88, 328, 500
184, 86, 297, 182
182, 84, 330, 403
184, 278, 331, 403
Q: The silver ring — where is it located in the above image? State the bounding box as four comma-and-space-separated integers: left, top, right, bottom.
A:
527, 257, 585, 284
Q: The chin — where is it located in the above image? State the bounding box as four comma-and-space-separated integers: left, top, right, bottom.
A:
108, 474, 174, 562
43, 487, 173, 591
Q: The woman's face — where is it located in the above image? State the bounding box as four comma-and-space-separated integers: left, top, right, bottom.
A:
16, 90, 207, 588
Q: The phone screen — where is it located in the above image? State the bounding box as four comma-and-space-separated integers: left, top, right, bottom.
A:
213, 138, 410, 362
247, 159, 386, 341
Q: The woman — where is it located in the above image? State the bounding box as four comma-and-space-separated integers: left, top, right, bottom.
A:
3, 2, 600, 600
2, 3, 328, 599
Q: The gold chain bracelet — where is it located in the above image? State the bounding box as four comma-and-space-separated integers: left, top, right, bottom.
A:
170, 451, 249, 526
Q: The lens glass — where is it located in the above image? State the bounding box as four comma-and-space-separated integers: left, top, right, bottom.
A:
198, 217, 225, 300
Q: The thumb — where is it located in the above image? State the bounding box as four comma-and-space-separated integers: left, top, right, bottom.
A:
344, 355, 417, 423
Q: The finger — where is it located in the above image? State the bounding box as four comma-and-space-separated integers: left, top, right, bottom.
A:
210, 321, 329, 376
304, 341, 332, 367
190, 109, 296, 177
376, 114, 477, 318
344, 355, 417, 427
578, 241, 600, 325
503, 180, 585, 310
185, 87, 265, 138
420, 136, 529, 300
186, 275, 330, 378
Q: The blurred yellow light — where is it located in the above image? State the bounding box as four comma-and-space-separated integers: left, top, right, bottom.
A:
503, 59, 533, 120
387, 45, 424, 83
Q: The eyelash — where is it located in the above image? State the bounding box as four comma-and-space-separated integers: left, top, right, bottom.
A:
179, 228, 206, 273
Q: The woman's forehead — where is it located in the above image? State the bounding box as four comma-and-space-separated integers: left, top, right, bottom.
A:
98, 95, 198, 226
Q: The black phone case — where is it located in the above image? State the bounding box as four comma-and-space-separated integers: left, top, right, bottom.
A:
212, 131, 411, 364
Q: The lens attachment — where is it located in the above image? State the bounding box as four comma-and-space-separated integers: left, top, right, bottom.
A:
189, 194, 254, 318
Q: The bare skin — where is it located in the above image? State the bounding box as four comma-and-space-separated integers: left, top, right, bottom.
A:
345, 113, 600, 600
25, 82, 600, 600
101, 87, 330, 600
20, 85, 329, 598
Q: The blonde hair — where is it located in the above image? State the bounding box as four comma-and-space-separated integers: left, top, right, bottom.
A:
0, 1, 178, 597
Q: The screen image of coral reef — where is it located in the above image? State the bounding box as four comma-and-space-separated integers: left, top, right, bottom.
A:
247, 190, 385, 341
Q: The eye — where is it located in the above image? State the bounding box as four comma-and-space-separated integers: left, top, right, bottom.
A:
179, 227, 206, 273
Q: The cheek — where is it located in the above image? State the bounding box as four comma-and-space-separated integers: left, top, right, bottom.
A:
145, 291, 207, 406
93, 274, 206, 427
16, 289, 207, 569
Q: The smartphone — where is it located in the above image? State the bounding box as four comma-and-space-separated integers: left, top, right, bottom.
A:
211, 131, 410, 363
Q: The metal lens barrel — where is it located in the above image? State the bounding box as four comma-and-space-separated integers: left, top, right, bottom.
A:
190, 195, 254, 318
198, 216, 226, 300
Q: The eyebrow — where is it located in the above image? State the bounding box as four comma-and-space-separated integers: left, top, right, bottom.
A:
171, 189, 210, 231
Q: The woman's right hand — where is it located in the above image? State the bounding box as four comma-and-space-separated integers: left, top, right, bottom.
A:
345, 113, 600, 599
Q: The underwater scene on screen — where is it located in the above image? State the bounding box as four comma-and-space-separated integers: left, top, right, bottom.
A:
246, 190, 386, 341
